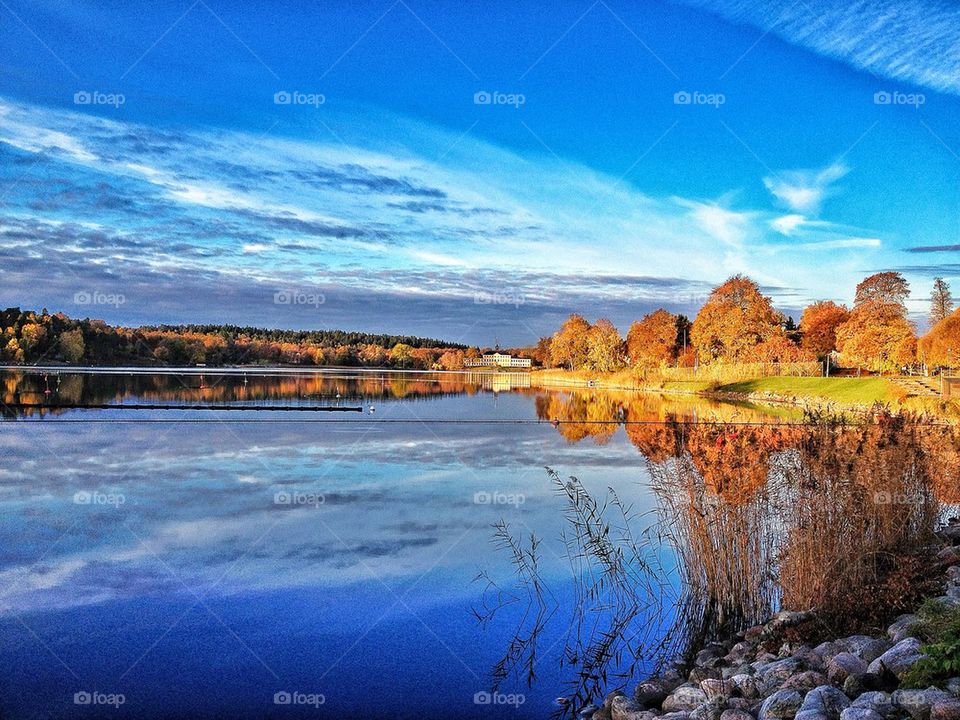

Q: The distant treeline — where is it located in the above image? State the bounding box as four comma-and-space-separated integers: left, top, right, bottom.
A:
0, 308, 478, 368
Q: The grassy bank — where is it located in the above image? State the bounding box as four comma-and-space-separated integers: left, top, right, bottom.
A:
531, 369, 960, 416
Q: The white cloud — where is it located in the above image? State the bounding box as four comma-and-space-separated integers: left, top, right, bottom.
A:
763, 163, 849, 214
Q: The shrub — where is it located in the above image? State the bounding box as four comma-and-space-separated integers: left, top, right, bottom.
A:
901, 599, 960, 688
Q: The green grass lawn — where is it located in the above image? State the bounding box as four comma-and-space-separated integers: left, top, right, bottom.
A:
716, 376, 896, 405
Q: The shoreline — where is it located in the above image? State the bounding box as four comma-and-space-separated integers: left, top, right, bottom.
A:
579, 521, 960, 720
528, 370, 959, 418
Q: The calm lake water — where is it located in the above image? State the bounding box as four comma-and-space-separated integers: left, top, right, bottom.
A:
0, 369, 953, 720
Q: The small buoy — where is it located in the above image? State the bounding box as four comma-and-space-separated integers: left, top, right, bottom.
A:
368, 406, 376, 413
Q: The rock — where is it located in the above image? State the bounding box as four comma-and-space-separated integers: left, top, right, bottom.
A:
698, 645, 730, 668
942, 520, 960, 542
815, 642, 846, 661
893, 689, 954, 720
947, 678, 960, 697
724, 665, 756, 680
579, 705, 600, 720
782, 673, 830, 693
851, 692, 894, 719
636, 676, 684, 708
829, 654, 869, 685
931, 699, 960, 720
661, 714, 692, 720
868, 638, 927, 677
728, 699, 758, 712
797, 686, 851, 720
721, 711, 755, 720
887, 615, 921, 644
759, 690, 804, 720
691, 667, 724, 684
663, 687, 709, 713
691, 698, 726, 720
839, 709, 885, 720
758, 659, 808, 694
732, 674, 761, 700
842, 637, 891, 664
938, 546, 960, 565
843, 673, 894, 698
701, 679, 736, 701
612, 694, 658, 720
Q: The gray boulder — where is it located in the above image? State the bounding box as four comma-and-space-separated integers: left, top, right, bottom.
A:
759, 690, 804, 720
887, 615, 920, 644
839, 709, 885, 720
691, 698, 726, 720
796, 686, 851, 720
721, 711, 755, 720
828, 654, 868, 685
893, 689, 954, 720
947, 678, 960, 697
931, 699, 960, 720
663, 687, 709, 713
758, 659, 808, 694
851, 692, 894, 719
843, 637, 891, 664
700, 679, 736, 701
612, 694, 659, 720
867, 638, 926, 677
636, 676, 684, 708
783, 672, 829, 693
731, 674, 761, 700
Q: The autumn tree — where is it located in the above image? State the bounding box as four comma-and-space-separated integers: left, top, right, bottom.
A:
854, 271, 910, 307
919, 307, 960, 367
389, 343, 414, 368
586, 318, 624, 372
550, 314, 591, 370
799, 301, 849, 358
691, 275, 781, 363
930, 277, 953, 326
58, 328, 85, 363
836, 302, 915, 372
837, 272, 915, 372
626, 309, 677, 368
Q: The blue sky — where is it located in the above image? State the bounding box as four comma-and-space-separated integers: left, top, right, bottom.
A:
1, 0, 959, 344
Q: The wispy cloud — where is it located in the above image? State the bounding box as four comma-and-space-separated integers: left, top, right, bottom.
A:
684, 0, 960, 96
763, 163, 848, 214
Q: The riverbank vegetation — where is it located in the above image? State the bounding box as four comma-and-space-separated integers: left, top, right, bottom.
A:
0, 307, 476, 369
538, 272, 960, 378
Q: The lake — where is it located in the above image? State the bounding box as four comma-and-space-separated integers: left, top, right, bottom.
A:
0, 369, 954, 719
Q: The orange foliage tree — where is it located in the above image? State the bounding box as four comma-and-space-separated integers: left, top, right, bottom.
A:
800, 300, 849, 358
837, 272, 915, 372
918, 307, 960, 367
586, 318, 624, 372
626, 309, 678, 368
691, 275, 782, 363
550, 314, 591, 370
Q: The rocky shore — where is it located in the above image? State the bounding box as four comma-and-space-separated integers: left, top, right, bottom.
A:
578, 520, 960, 720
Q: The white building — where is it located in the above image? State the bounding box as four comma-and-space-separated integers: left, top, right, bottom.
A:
464, 352, 532, 368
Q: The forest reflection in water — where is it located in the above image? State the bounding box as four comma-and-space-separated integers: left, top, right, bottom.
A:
483, 412, 959, 716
